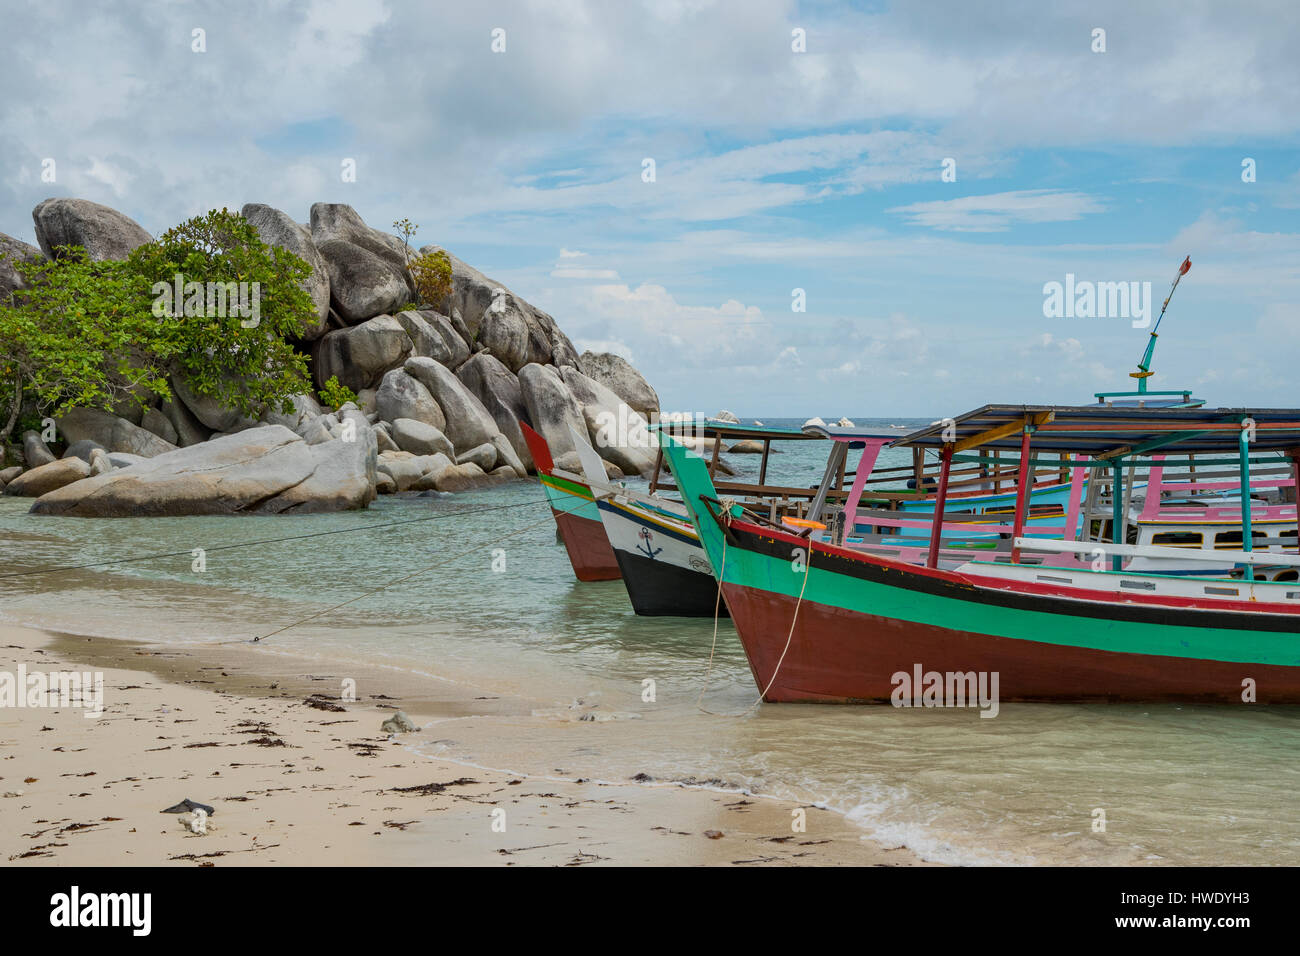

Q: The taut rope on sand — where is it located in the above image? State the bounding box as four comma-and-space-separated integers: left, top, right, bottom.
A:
696, 496, 811, 717
0, 489, 558, 582
248, 492, 610, 645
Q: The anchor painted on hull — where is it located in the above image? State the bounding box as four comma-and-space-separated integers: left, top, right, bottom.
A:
636, 526, 663, 560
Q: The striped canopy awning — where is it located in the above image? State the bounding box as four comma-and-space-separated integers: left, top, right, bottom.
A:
896, 405, 1300, 458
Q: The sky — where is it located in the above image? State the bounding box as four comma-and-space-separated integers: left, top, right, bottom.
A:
2, 0, 1298, 418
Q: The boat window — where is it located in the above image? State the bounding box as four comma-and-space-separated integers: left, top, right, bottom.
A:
1214, 530, 1268, 550
1204, 586, 1239, 596
1120, 580, 1156, 590
1151, 531, 1202, 547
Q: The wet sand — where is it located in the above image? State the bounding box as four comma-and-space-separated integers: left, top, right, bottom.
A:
0, 624, 929, 867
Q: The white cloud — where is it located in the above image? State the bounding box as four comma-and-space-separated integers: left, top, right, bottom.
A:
550, 267, 620, 279
887, 190, 1106, 232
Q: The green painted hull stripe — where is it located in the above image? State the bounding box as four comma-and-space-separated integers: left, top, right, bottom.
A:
661, 439, 1300, 669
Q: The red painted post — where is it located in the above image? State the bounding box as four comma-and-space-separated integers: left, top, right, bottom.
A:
1009, 428, 1033, 564
1292, 450, 1300, 554
926, 444, 955, 569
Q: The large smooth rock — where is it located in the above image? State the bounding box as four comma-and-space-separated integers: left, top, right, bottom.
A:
456, 352, 533, 470
28, 424, 374, 516
579, 351, 660, 418
560, 366, 656, 476
259, 392, 323, 435
172, 373, 258, 433
390, 418, 454, 458
433, 461, 495, 493
140, 407, 179, 445
374, 368, 446, 431
57, 408, 177, 458
4, 457, 91, 497
313, 314, 412, 392
0, 232, 44, 302
455, 442, 497, 471
402, 357, 499, 453
62, 439, 106, 463
317, 238, 409, 323
22, 431, 56, 468
0, 465, 22, 488
87, 448, 113, 476
376, 451, 451, 492
422, 311, 470, 368
475, 290, 534, 372
241, 203, 331, 340
159, 396, 210, 447
32, 198, 151, 261
309, 203, 412, 282
531, 305, 581, 370
518, 363, 587, 462
259, 407, 376, 513
489, 433, 527, 478
395, 309, 470, 368
421, 248, 578, 369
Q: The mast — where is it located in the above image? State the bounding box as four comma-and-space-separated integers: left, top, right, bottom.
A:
1131, 255, 1192, 394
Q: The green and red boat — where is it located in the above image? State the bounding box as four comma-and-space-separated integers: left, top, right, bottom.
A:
522, 421, 622, 581
662, 404, 1300, 704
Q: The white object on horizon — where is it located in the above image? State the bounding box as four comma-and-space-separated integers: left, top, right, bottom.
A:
804, 416, 827, 429
714, 409, 740, 423
836, 416, 855, 427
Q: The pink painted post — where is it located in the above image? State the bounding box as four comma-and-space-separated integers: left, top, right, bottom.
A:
842, 438, 888, 533
1139, 454, 1166, 521
1009, 428, 1033, 564
1063, 453, 1086, 539
1292, 451, 1300, 554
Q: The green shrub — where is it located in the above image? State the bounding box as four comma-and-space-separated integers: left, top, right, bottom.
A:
0, 208, 317, 446
318, 375, 357, 410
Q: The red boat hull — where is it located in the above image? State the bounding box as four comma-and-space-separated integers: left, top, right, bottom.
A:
554, 509, 621, 582
723, 582, 1300, 704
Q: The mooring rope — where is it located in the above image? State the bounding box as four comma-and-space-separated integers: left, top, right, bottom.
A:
246, 490, 611, 645
695, 496, 813, 717
754, 533, 813, 707
695, 505, 731, 716
0, 495, 552, 581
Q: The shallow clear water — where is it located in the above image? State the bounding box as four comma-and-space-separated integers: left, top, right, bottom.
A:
2, 417, 1297, 866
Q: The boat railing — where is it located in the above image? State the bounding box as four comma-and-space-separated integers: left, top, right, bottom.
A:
1012, 537, 1300, 569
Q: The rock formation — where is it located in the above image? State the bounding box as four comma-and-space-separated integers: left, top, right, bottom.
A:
4, 199, 661, 516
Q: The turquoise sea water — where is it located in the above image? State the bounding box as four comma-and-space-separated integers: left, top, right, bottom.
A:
1, 417, 1298, 866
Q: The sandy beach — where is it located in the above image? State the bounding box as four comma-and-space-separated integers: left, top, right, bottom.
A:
0, 623, 927, 867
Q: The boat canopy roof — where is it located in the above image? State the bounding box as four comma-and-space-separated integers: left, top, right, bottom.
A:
896, 404, 1300, 457
651, 419, 823, 441
801, 424, 905, 442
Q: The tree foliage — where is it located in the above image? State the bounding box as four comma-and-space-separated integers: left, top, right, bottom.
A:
0, 249, 159, 443
0, 208, 318, 446
317, 375, 357, 410
127, 208, 314, 418
409, 248, 453, 309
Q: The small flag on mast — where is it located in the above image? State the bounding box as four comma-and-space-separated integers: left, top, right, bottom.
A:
1179, 256, 1191, 275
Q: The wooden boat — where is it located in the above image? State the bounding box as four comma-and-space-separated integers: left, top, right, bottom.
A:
521, 422, 621, 581
662, 404, 1300, 704
569, 419, 1084, 615
571, 421, 837, 616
